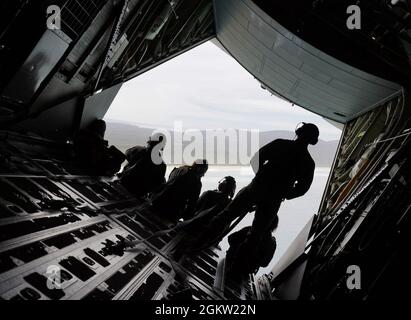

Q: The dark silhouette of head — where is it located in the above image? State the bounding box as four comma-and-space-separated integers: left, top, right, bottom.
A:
147, 132, 166, 149
295, 123, 319, 145
218, 176, 237, 199
88, 119, 106, 139
192, 159, 208, 177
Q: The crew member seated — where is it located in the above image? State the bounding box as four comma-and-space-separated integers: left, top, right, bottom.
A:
176, 176, 237, 234
195, 176, 237, 216
225, 215, 279, 281
171, 176, 237, 252
119, 133, 167, 198
124, 176, 236, 259
73, 119, 125, 176
148, 159, 209, 223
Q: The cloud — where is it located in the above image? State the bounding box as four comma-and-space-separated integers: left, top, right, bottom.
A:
105, 41, 342, 141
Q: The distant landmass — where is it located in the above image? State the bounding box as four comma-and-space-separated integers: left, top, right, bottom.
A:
105, 121, 339, 167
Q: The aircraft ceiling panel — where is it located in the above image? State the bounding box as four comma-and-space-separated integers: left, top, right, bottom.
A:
213, 0, 402, 123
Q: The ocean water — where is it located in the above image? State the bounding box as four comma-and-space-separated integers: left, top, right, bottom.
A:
166, 166, 331, 275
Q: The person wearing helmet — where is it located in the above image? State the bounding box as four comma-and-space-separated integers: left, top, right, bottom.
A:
194, 176, 237, 218
175, 176, 237, 236
148, 159, 209, 223
124, 175, 236, 256
158, 176, 237, 260
226, 215, 279, 280
188, 123, 319, 253
119, 132, 167, 198
73, 119, 125, 176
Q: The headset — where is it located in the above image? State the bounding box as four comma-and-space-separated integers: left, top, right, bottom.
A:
218, 176, 236, 184
295, 122, 320, 144
295, 122, 306, 137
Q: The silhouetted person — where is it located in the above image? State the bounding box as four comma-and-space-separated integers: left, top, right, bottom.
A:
124, 176, 237, 259
226, 215, 279, 281
149, 160, 209, 223
193, 176, 237, 219
189, 123, 319, 251
119, 133, 167, 198
169, 176, 237, 257
73, 119, 125, 176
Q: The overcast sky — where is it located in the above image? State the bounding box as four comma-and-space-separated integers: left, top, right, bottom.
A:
105, 41, 342, 141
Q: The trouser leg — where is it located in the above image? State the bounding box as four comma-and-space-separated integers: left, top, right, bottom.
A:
246, 199, 282, 245
231, 199, 282, 274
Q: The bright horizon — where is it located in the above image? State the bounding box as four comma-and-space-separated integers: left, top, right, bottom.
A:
104, 40, 338, 274
105, 41, 342, 142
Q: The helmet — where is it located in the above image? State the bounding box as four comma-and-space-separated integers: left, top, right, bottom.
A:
218, 176, 237, 199
89, 119, 106, 138
295, 123, 319, 145
147, 132, 166, 147
192, 159, 208, 176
